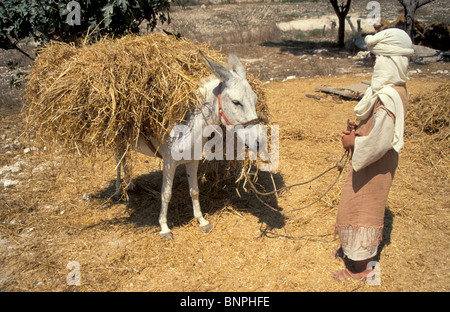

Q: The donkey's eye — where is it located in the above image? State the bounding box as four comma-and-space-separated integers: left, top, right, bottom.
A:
232, 100, 243, 107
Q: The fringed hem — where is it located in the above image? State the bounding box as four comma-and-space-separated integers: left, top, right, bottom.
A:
334, 225, 383, 261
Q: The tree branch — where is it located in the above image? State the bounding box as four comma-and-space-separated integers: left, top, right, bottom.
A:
14, 44, 35, 61
0, 33, 34, 60
330, 0, 340, 16
343, 0, 352, 15
329, 0, 352, 17
398, 0, 435, 9
417, 0, 435, 8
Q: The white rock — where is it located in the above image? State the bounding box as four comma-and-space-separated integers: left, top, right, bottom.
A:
413, 44, 438, 57
32, 166, 44, 174
3, 179, 19, 188
23, 147, 38, 154
283, 75, 296, 82
312, 48, 328, 54
81, 193, 92, 201
0, 161, 26, 175
355, 51, 370, 59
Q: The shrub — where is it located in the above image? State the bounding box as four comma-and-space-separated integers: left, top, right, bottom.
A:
0, 0, 171, 56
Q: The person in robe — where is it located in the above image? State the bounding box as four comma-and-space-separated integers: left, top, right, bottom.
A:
333, 28, 414, 281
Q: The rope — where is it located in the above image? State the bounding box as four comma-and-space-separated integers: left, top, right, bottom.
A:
244, 149, 350, 214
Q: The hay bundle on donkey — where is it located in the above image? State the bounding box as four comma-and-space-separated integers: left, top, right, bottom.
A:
24, 33, 269, 199
25, 33, 267, 157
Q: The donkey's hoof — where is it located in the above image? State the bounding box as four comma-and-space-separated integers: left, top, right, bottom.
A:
160, 231, 174, 240
200, 223, 212, 233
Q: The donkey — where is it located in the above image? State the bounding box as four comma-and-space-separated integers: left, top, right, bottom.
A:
115, 52, 265, 239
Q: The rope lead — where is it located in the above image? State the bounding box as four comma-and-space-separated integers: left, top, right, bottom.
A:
245, 149, 350, 214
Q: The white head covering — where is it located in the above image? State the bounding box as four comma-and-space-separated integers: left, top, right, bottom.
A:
355, 28, 414, 152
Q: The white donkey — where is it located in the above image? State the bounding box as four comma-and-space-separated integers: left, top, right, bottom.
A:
115, 52, 264, 239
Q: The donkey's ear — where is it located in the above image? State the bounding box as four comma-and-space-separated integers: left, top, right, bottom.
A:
228, 53, 246, 78
199, 50, 233, 81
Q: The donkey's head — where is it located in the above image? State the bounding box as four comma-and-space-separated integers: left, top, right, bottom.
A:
199, 51, 258, 126
199, 52, 265, 155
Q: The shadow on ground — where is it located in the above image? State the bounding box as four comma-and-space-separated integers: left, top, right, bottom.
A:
261, 40, 340, 56
93, 160, 287, 234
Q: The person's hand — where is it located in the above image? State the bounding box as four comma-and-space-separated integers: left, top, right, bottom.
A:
342, 129, 356, 150
341, 120, 356, 150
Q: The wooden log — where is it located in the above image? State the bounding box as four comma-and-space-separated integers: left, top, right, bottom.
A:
314, 85, 363, 100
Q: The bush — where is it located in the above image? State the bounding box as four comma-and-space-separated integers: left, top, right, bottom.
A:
0, 0, 171, 54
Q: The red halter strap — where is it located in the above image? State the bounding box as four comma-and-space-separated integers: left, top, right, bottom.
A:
217, 81, 233, 126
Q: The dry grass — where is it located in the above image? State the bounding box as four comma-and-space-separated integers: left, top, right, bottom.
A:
25, 34, 225, 157
1, 74, 448, 292
24, 34, 267, 159
405, 81, 449, 153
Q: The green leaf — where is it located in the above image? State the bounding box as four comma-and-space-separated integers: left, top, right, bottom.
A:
0, 0, 171, 47
102, 3, 114, 16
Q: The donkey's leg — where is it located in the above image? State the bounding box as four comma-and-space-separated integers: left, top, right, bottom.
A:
159, 160, 177, 240
114, 153, 123, 200
114, 150, 134, 200
122, 156, 134, 192
185, 160, 211, 233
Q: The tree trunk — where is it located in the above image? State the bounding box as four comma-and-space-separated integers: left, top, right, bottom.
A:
398, 0, 435, 42
329, 0, 352, 48
338, 16, 346, 47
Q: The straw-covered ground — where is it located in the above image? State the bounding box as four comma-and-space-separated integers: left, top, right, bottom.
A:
0, 0, 449, 294
1, 72, 448, 292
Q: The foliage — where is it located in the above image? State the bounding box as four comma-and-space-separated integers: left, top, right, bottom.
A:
0, 0, 171, 53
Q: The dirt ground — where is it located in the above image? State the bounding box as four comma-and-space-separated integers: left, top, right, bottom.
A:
0, 1, 449, 293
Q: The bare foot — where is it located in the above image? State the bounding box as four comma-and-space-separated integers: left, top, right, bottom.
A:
333, 268, 374, 282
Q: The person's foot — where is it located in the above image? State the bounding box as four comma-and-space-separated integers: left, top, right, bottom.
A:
333, 268, 375, 282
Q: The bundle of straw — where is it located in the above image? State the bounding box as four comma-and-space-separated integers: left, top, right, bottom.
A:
25, 33, 268, 159
404, 82, 449, 169
406, 82, 449, 141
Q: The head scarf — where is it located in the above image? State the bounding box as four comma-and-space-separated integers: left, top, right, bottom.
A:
355, 28, 414, 152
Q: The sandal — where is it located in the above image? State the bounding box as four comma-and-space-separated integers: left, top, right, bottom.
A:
332, 247, 345, 259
